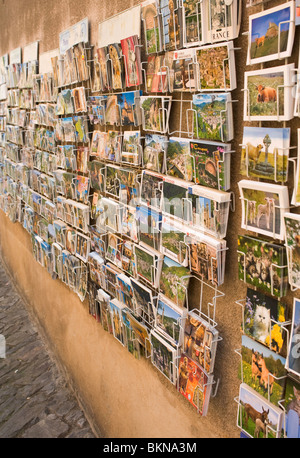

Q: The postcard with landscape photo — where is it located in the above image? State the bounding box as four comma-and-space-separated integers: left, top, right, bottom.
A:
178, 354, 211, 416
159, 255, 190, 308
166, 137, 193, 181
192, 92, 233, 142
160, 0, 182, 51
140, 170, 163, 210
237, 383, 284, 438
243, 64, 295, 122
137, 205, 161, 251
243, 287, 287, 355
247, 2, 295, 65
143, 133, 167, 173
286, 298, 300, 378
161, 216, 189, 266
131, 277, 155, 324
156, 295, 184, 345
196, 41, 236, 91
122, 131, 141, 165
150, 330, 176, 385
240, 335, 286, 406
162, 177, 190, 221
237, 234, 288, 298
134, 244, 156, 286
183, 311, 219, 374
238, 180, 289, 240
109, 298, 126, 346
141, 96, 164, 133
283, 376, 300, 438
240, 126, 290, 183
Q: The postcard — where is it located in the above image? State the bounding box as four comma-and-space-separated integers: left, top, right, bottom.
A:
118, 91, 140, 127
283, 375, 300, 438
190, 139, 231, 191
137, 205, 161, 251
182, 0, 205, 47
240, 335, 286, 405
88, 160, 105, 192
183, 311, 219, 374
140, 169, 164, 210
134, 244, 163, 288
141, 95, 171, 133
105, 95, 121, 126
187, 185, 231, 239
52, 242, 63, 279
75, 232, 90, 262
238, 383, 284, 438
120, 35, 142, 87
172, 48, 196, 92
161, 176, 192, 222
159, 256, 190, 308
237, 234, 288, 298
178, 353, 212, 416
192, 92, 233, 142
247, 2, 295, 65
291, 130, 300, 206
103, 262, 123, 297
65, 226, 76, 254
88, 251, 105, 288
73, 43, 89, 82
166, 137, 193, 181
243, 287, 287, 355
238, 180, 290, 240
74, 116, 88, 143
243, 64, 295, 122
120, 206, 138, 243
150, 330, 177, 384
97, 289, 113, 334
109, 298, 126, 346
72, 87, 87, 113
284, 212, 300, 290
286, 298, 300, 378
121, 308, 141, 359
155, 294, 185, 345
159, 0, 182, 51
240, 126, 290, 183
108, 43, 124, 91
143, 134, 167, 173
97, 46, 110, 91
130, 277, 155, 324
141, 0, 162, 54
125, 309, 151, 355
160, 216, 189, 266
106, 233, 123, 269
122, 130, 141, 165
117, 273, 134, 311
196, 41, 236, 91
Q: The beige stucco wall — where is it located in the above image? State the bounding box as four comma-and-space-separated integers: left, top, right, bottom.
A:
0, 0, 298, 439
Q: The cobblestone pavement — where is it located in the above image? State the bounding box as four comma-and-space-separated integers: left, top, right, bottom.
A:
0, 259, 96, 438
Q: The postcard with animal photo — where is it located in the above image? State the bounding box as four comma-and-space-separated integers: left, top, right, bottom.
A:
247, 2, 295, 66
243, 64, 295, 122
183, 311, 219, 375
150, 330, 177, 385
120, 35, 142, 87
143, 134, 166, 173
182, 0, 205, 47
283, 376, 300, 438
166, 137, 193, 182
237, 383, 284, 438
155, 294, 185, 345
122, 131, 141, 165
238, 180, 290, 240
243, 287, 287, 355
141, 0, 162, 54
240, 335, 286, 406
286, 298, 300, 378
240, 126, 290, 183
159, 255, 190, 309
237, 234, 288, 298
284, 212, 300, 290
190, 139, 231, 191
192, 92, 234, 143
109, 298, 126, 346
196, 41, 236, 92
160, 216, 189, 267
178, 353, 212, 416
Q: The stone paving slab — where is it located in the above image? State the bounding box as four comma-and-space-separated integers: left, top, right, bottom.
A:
0, 259, 96, 438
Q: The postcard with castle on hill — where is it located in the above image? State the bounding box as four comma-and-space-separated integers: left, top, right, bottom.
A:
247, 2, 295, 66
